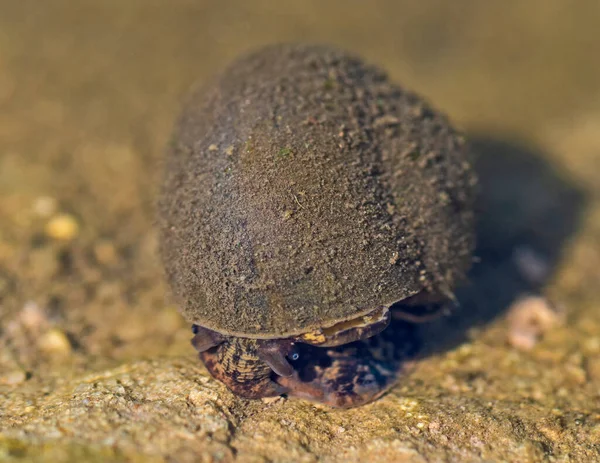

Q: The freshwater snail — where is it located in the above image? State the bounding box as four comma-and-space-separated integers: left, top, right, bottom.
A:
158, 44, 476, 407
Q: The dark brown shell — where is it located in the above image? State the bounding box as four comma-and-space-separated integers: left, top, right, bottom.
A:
158, 44, 476, 338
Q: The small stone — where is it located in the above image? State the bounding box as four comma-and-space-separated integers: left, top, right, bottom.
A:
0, 369, 27, 385
38, 328, 72, 356
45, 214, 79, 241
33, 196, 58, 218
261, 396, 284, 405
19, 301, 48, 331
506, 295, 563, 351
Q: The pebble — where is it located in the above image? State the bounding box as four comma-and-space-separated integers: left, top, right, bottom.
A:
261, 396, 284, 405
19, 301, 48, 331
0, 369, 27, 385
45, 214, 79, 240
506, 295, 563, 351
33, 196, 58, 218
38, 328, 73, 356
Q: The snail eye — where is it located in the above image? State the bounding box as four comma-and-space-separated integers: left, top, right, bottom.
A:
288, 346, 300, 361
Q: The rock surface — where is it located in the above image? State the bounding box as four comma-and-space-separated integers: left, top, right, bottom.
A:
1, 1, 599, 461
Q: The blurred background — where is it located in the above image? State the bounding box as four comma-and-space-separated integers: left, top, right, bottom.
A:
1, 1, 599, 461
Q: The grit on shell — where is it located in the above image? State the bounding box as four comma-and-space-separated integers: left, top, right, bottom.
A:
1, 1, 600, 462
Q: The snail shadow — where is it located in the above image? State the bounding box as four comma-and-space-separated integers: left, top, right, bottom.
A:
414, 134, 587, 356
